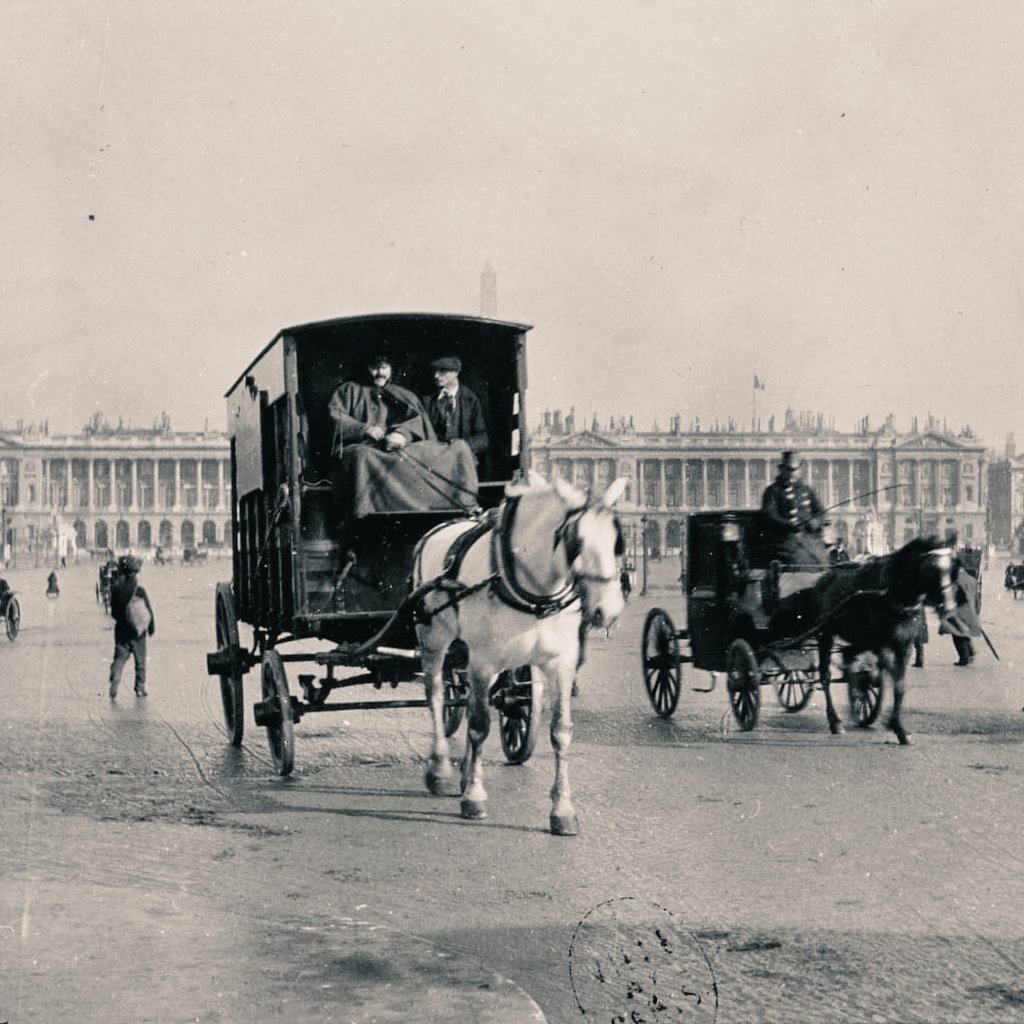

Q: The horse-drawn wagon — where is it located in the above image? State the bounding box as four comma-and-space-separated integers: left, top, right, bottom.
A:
641, 511, 956, 743
1005, 562, 1024, 600
205, 313, 548, 777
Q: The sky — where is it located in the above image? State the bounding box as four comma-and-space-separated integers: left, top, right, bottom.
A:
4, 1, 1024, 450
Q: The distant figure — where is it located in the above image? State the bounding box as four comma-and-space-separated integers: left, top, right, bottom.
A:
108, 555, 155, 699
421, 355, 489, 460
619, 567, 632, 601
829, 537, 850, 565
46, 571, 60, 598
760, 451, 830, 566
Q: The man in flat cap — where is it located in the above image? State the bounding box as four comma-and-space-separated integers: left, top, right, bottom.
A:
760, 450, 830, 566
422, 355, 488, 461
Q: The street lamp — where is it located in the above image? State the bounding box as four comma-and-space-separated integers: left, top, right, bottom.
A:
640, 514, 649, 596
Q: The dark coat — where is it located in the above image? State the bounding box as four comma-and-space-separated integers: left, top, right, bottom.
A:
110, 574, 155, 644
328, 381, 435, 452
761, 476, 829, 565
422, 386, 488, 456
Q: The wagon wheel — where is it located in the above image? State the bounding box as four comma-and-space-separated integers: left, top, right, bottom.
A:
761, 651, 814, 713
261, 650, 295, 776
846, 653, 884, 728
497, 667, 539, 765
642, 608, 681, 718
726, 638, 761, 731
214, 583, 245, 746
5, 597, 20, 642
442, 640, 468, 738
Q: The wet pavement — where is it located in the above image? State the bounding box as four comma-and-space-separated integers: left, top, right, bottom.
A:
3, 556, 1024, 1022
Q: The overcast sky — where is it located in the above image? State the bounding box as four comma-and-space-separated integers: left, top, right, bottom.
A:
4, 1, 1024, 449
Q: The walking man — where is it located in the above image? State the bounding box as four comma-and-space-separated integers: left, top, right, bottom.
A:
109, 555, 155, 698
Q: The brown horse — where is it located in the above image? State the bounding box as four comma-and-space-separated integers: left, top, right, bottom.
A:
769, 536, 957, 744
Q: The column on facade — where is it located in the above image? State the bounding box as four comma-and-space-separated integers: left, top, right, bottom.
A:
658, 458, 665, 509
701, 460, 707, 508
87, 459, 94, 510
130, 459, 138, 511
174, 460, 181, 511
217, 459, 225, 511
743, 459, 750, 508
42, 460, 49, 509
65, 459, 72, 510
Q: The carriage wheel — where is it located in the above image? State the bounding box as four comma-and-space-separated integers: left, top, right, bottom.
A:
846, 653, 884, 728
642, 608, 682, 718
726, 639, 761, 731
261, 650, 295, 776
761, 652, 814, 713
5, 597, 20, 642
215, 584, 245, 746
442, 640, 468, 738
498, 667, 540, 765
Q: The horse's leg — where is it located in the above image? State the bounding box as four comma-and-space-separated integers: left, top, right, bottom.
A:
885, 647, 911, 745
460, 669, 493, 820
421, 642, 458, 796
820, 633, 843, 735
547, 654, 579, 836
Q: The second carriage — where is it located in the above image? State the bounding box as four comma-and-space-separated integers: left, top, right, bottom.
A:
641, 510, 883, 731
205, 312, 544, 775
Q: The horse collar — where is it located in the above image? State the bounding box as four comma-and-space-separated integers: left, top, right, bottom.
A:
491, 496, 579, 617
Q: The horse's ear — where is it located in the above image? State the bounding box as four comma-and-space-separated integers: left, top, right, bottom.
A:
600, 477, 628, 509
505, 469, 548, 497
552, 475, 587, 509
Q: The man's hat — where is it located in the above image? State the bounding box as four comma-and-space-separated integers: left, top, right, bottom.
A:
430, 355, 462, 372
778, 450, 802, 471
367, 353, 392, 368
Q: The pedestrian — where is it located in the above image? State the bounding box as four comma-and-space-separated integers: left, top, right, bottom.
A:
910, 606, 927, 668
620, 567, 632, 601
46, 570, 60, 598
108, 555, 155, 698
938, 558, 981, 667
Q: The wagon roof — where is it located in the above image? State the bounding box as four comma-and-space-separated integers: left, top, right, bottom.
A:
226, 311, 533, 397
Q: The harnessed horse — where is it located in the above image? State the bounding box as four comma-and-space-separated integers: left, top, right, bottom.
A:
769, 536, 956, 745
411, 472, 626, 835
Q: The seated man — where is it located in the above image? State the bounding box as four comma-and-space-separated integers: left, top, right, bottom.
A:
422, 355, 489, 462
760, 450, 830, 568
328, 353, 478, 520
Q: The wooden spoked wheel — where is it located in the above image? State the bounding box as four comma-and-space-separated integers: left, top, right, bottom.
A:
442, 640, 468, 739
642, 608, 681, 718
261, 650, 295, 776
762, 651, 814, 713
846, 653, 884, 728
726, 638, 761, 731
4, 597, 20, 642
498, 667, 539, 765
215, 583, 244, 746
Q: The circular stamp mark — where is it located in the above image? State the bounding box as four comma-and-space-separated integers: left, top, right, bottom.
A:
569, 897, 718, 1022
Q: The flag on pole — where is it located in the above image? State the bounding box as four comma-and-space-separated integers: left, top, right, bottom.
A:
753, 374, 765, 391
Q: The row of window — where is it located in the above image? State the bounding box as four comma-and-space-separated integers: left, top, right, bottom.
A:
72, 519, 229, 550
0, 458, 231, 511
539, 456, 975, 510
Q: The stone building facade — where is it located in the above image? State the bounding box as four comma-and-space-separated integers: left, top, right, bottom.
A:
529, 412, 988, 568
0, 416, 231, 566
987, 437, 1024, 555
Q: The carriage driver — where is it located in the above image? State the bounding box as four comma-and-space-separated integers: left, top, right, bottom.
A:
760, 450, 831, 567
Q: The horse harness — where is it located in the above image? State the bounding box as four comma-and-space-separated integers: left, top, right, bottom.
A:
414, 497, 619, 625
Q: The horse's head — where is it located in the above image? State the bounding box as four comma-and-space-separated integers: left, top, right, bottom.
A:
552, 476, 628, 630
896, 535, 956, 616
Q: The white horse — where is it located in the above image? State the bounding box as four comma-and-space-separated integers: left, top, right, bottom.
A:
411, 472, 627, 835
